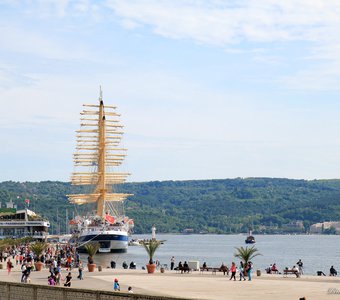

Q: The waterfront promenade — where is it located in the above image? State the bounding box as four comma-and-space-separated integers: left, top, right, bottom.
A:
1, 265, 339, 300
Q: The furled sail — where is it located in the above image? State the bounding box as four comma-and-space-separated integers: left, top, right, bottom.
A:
67, 89, 133, 217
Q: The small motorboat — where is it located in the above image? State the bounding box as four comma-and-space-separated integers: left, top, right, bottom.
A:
245, 230, 255, 244
245, 235, 255, 244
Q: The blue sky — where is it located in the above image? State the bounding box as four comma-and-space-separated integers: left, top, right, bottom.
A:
1, 0, 340, 182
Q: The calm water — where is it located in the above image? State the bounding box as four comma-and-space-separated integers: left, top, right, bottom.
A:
84, 234, 340, 275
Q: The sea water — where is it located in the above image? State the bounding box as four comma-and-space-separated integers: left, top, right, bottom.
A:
83, 234, 340, 275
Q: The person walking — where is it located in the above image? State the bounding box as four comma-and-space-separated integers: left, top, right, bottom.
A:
247, 262, 253, 281
239, 261, 246, 281
7, 259, 13, 275
78, 261, 84, 280
297, 259, 303, 275
21, 262, 27, 282
229, 262, 237, 281
114, 278, 120, 291
170, 256, 175, 270
55, 271, 62, 286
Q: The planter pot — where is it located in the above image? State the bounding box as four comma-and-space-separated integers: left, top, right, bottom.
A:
35, 261, 44, 271
146, 264, 157, 274
87, 263, 96, 272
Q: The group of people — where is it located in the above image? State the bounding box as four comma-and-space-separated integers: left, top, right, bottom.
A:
176, 261, 191, 273
121, 261, 136, 269
113, 278, 134, 293
317, 265, 338, 276
47, 271, 72, 287
265, 263, 279, 274
265, 259, 303, 277
0, 240, 86, 286
2, 239, 139, 292
229, 261, 253, 281
171, 256, 253, 280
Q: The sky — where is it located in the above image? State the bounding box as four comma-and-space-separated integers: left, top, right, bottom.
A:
1, 0, 340, 183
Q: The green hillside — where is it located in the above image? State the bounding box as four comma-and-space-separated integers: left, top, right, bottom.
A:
1, 178, 340, 234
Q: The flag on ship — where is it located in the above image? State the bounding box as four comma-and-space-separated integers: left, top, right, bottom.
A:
105, 214, 115, 224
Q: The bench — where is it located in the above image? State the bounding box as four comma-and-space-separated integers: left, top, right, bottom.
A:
200, 267, 229, 275
175, 267, 192, 274
283, 269, 300, 278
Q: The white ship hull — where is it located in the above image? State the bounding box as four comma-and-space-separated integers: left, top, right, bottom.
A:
76, 227, 129, 253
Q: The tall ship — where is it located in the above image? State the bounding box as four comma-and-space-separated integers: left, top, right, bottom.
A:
68, 89, 133, 253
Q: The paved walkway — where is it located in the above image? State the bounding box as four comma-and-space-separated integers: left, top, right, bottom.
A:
1, 265, 339, 299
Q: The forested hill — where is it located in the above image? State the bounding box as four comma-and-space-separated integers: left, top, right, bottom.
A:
1, 178, 340, 234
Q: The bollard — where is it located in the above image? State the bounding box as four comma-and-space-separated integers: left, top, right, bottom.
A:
256, 269, 261, 276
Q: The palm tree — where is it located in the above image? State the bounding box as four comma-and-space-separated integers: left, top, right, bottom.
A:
0, 238, 12, 251
84, 242, 100, 264
19, 237, 33, 245
12, 237, 32, 247
140, 239, 163, 264
234, 246, 262, 266
30, 242, 48, 262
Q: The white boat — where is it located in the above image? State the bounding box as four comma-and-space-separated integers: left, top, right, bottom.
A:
67, 88, 134, 253
128, 239, 143, 246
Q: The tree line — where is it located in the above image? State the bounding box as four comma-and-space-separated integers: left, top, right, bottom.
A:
0, 178, 340, 234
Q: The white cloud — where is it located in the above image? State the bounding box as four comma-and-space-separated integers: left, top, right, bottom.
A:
105, 0, 340, 44
105, 0, 340, 90
2, 1, 340, 90
1, 0, 340, 182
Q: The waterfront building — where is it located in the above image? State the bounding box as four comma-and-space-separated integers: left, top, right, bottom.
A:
0, 200, 49, 240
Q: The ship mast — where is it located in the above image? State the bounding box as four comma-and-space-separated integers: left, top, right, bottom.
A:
96, 88, 107, 217
67, 87, 133, 218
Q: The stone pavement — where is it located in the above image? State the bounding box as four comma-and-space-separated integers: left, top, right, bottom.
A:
1, 265, 339, 299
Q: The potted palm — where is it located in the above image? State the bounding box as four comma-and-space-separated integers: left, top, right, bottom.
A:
30, 241, 48, 271
84, 242, 100, 272
140, 239, 163, 274
234, 245, 261, 276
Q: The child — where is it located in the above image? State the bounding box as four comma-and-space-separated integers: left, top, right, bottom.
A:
48, 276, 56, 286
114, 278, 120, 291
128, 286, 134, 293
